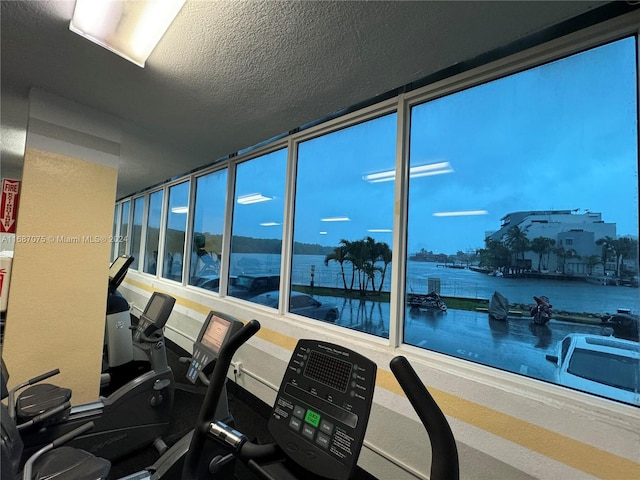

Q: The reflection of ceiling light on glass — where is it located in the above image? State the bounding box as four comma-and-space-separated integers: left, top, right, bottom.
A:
321, 217, 350, 222
260, 222, 280, 227
433, 210, 488, 217
237, 193, 273, 204
171, 206, 188, 214
367, 229, 392, 233
362, 161, 454, 183
70, 0, 187, 67
319, 231, 328, 235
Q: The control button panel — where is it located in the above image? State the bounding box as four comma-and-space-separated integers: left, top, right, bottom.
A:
268, 340, 377, 480
186, 345, 212, 383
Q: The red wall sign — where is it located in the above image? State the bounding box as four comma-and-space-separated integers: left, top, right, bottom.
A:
1, 179, 21, 234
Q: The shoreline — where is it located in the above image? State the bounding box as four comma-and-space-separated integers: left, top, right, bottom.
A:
293, 285, 610, 325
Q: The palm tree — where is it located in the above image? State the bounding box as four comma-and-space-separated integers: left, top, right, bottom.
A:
613, 236, 638, 277
504, 225, 530, 272
478, 239, 510, 271
529, 237, 555, 272
361, 262, 382, 292
343, 238, 368, 293
585, 255, 600, 275
340, 236, 391, 294
596, 236, 616, 275
376, 241, 392, 293
324, 245, 349, 290
554, 247, 579, 274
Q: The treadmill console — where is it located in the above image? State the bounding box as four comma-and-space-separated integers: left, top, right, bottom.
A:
268, 340, 377, 480
187, 311, 244, 383
133, 292, 176, 342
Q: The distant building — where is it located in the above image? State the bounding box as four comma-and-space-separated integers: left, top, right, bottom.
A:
486, 210, 616, 274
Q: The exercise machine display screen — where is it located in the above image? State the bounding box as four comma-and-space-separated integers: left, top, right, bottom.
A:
108, 255, 134, 292
201, 316, 231, 353
133, 292, 176, 342
187, 311, 243, 383
268, 340, 377, 480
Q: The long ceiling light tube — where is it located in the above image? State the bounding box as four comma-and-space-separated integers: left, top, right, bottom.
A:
70, 0, 186, 67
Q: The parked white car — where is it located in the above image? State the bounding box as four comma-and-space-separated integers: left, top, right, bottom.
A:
250, 291, 339, 323
546, 334, 639, 405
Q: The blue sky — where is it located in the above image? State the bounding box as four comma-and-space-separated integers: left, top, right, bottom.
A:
176, 36, 638, 256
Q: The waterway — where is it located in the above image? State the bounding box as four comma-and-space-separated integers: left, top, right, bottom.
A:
232, 253, 639, 316
230, 253, 639, 405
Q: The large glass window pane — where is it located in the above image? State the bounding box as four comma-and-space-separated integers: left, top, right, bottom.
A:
228, 150, 287, 304
129, 197, 144, 269
162, 181, 190, 282
118, 200, 130, 256
143, 190, 163, 275
405, 38, 639, 406
111, 204, 118, 261
189, 169, 227, 292
292, 114, 396, 335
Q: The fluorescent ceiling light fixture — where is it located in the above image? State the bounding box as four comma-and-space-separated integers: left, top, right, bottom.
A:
367, 229, 392, 233
70, 0, 186, 67
171, 206, 188, 214
237, 193, 273, 205
260, 222, 280, 227
433, 210, 489, 217
362, 161, 454, 183
321, 217, 350, 222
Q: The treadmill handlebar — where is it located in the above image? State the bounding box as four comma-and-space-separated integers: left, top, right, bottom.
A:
389, 356, 459, 480
182, 319, 261, 480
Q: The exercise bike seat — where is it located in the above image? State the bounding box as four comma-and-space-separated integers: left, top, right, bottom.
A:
16, 383, 72, 424
30, 446, 111, 480
1, 403, 111, 480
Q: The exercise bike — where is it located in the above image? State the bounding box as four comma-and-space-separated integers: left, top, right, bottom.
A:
6, 291, 177, 462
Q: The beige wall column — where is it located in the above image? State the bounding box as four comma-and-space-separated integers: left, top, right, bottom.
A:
2, 89, 120, 404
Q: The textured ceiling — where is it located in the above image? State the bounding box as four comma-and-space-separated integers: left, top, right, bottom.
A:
1, 1, 614, 198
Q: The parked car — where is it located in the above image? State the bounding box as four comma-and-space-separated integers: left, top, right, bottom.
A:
250, 290, 339, 323
546, 334, 639, 405
228, 274, 280, 299
601, 310, 639, 342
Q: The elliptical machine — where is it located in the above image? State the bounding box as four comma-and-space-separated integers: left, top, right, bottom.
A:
8, 291, 177, 462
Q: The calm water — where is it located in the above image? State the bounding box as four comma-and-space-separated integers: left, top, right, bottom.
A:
230, 253, 639, 316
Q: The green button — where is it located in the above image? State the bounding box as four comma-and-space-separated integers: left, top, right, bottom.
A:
305, 409, 320, 428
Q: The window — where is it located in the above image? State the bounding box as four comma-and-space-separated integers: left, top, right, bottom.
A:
292, 114, 396, 335
129, 196, 144, 269
404, 37, 638, 405
112, 31, 639, 408
111, 204, 119, 261
118, 200, 130, 256
144, 190, 163, 275
162, 181, 190, 282
189, 169, 227, 291
228, 149, 287, 304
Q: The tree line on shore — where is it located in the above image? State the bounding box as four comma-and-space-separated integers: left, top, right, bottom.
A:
477, 227, 638, 277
